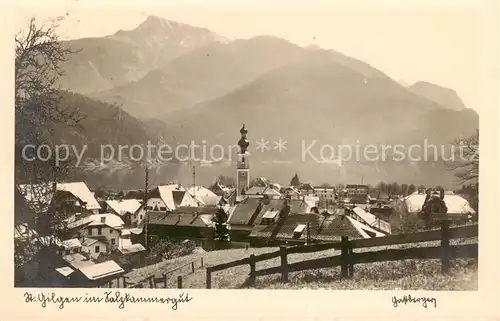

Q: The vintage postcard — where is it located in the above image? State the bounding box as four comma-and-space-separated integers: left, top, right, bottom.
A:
1, 0, 498, 320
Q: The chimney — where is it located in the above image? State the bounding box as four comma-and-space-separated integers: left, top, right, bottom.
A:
101, 216, 106, 224
177, 215, 181, 223
177, 183, 181, 190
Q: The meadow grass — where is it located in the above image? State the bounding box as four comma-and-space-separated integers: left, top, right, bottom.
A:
125, 236, 477, 290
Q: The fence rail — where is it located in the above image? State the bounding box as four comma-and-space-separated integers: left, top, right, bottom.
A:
206, 222, 478, 288
124, 257, 203, 289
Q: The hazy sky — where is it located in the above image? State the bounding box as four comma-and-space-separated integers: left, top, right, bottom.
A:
14, 1, 495, 113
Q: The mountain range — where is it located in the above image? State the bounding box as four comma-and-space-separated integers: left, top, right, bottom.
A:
45, 15, 478, 189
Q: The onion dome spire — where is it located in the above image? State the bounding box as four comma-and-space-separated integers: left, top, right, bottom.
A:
238, 124, 250, 154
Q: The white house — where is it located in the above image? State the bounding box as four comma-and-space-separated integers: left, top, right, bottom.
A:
313, 186, 336, 203
187, 186, 221, 206
132, 184, 198, 225
81, 237, 110, 258
18, 181, 101, 215
62, 238, 82, 255
403, 192, 476, 215
245, 186, 282, 199
68, 213, 124, 249
105, 199, 142, 216
105, 199, 142, 226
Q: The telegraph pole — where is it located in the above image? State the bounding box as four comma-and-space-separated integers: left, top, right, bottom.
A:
306, 222, 311, 245
144, 165, 149, 249
192, 164, 196, 199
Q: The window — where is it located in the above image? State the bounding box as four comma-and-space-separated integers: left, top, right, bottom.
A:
111, 239, 116, 245
140, 215, 143, 220
159, 207, 166, 211
88, 228, 92, 235
97, 227, 102, 235
95, 246, 100, 253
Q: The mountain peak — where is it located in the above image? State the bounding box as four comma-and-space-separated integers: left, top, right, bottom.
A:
138, 15, 179, 31
408, 81, 467, 111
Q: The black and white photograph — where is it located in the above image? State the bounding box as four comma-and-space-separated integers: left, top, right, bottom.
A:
11, 1, 492, 300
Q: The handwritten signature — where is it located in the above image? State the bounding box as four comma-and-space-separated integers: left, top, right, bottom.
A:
392, 294, 437, 308
23, 291, 193, 310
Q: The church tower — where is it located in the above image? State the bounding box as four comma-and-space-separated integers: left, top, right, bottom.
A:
236, 124, 250, 202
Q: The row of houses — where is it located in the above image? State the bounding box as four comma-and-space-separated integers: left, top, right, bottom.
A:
15, 177, 476, 287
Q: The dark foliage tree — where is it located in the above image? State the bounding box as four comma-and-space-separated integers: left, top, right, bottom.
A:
407, 184, 417, 195
375, 181, 387, 193
389, 182, 401, 196
14, 17, 82, 284
400, 183, 409, 196
212, 207, 229, 241
216, 175, 236, 187
446, 131, 479, 219
147, 238, 196, 260
446, 129, 479, 184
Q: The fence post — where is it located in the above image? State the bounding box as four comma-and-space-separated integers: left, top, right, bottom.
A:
192, 262, 195, 273
341, 236, 349, 278
163, 273, 168, 288
348, 244, 354, 278
440, 220, 450, 274
206, 267, 212, 289
249, 254, 256, 285
177, 275, 182, 289
148, 276, 154, 288
280, 246, 289, 283
201, 257, 204, 268
122, 277, 127, 288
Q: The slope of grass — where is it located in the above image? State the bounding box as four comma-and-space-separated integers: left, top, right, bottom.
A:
124, 237, 477, 290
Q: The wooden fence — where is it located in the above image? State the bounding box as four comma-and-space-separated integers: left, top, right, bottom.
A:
206, 221, 478, 288
124, 257, 204, 288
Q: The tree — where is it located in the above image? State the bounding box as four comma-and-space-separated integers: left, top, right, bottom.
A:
319, 182, 332, 188
389, 182, 401, 196
147, 238, 196, 260
446, 129, 479, 184
290, 173, 301, 187
417, 184, 426, 193
401, 184, 409, 196
216, 175, 235, 187
375, 181, 388, 193
212, 207, 229, 241
407, 184, 416, 195
14, 17, 81, 283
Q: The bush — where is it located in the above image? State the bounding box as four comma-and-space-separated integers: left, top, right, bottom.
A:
147, 238, 196, 261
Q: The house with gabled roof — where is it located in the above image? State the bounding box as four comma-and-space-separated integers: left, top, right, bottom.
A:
65, 260, 125, 287
299, 183, 315, 196
187, 186, 222, 206
208, 180, 231, 194
227, 197, 312, 242
245, 185, 282, 199
67, 213, 124, 250
80, 237, 110, 258
249, 211, 385, 246
132, 209, 215, 247
132, 184, 198, 225
17, 181, 101, 218
105, 199, 142, 226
